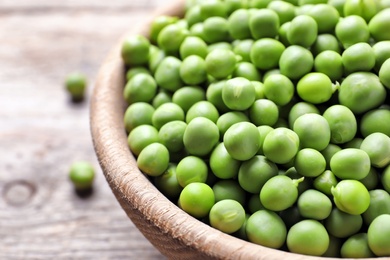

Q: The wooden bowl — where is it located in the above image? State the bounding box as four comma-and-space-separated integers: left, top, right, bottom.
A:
90, 1, 372, 259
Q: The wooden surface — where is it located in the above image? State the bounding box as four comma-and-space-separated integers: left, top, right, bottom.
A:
0, 1, 177, 259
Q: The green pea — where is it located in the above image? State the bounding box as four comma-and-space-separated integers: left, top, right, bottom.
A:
203, 17, 230, 43
209, 199, 246, 234
379, 58, 390, 89
287, 220, 329, 256
288, 101, 320, 129
311, 34, 341, 55
233, 39, 253, 62
180, 55, 207, 85
248, 193, 265, 214
372, 40, 390, 72
217, 111, 249, 136
246, 210, 287, 249
282, 167, 312, 196
148, 45, 166, 74
152, 103, 185, 130
307, 4, 339, 33
325, 207, 363, 238
293, 113, 330, 151
249, 9, 280, 39
314, 50, 343, 82
360, 108, 390, 137
150, 15, 179, 44
263, 127, 300, 164
367, 214, 390, 256
176, 155, 208, 187
250, 38, 285, 71
179, 36, 208, 60
199, 0, 227, 19
328, 0, 347, 16
212, 180, 246, 206
323, 235, 343, 258
222, 77, 256, 111
335, 15, 370, 48
279, 45, 314, 80
206, 80, 230, 113
287, 15, 318, 47
248, 99, 279, 127
298, 189, 332, 220
360, 167, 379, 191
183, 117, 219, 156
342, 42, 375, 74
323, 104, 357, 144
330, 148, 370, 180
344, 0, 378, 22
313, 170, 338, 196
65, 72, 87, 102
121, 35, 150, 66
294, 148, 326, 178
363, 189, 390, 226
124, 102, 155, 133
209, 142, 241, 179
263, 74, 294, 106
69, 161, 95, 190
267, 0, 296, 25
184, 5, 202, 28
154, 163, 182, 199
207, 42, 233, 53
137, 143, 169, 177
341, 233, 375, 258
238, 155, 278, 194
260, 175, 303, 211
343, 137, 363, 149
128, 125, 159, 156
179, 182, 215, 218
125, 66, 151, 82
249, 0, 272, 8
157, 23, 189, 54
186, 101, 219, 123
232, 62, 261, 81
152, 89, 172, 108
154, 56, 183, 92
369, 8, 390, 42
382, 165, 390, 193
224, 122, 260, 161
279, 206, 302, 230
297, 72, 334, 104
158, 121, 187, 153
278, 21, 291, 47
360, 132, 390, 168
172, 86, 205, 113
123, 73, 157, 104
205, 49, 237, 79
228, 9, 251, 40
189, 22, 206, 41
331, 179, 370, 215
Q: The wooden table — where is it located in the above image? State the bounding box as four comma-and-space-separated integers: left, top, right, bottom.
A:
0, 1, 177, 258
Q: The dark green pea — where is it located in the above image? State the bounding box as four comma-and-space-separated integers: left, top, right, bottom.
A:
233, 39, 254, 62
157, 23, 189, 54
342, 137, 363, 149
322, 235, 343, 258
249, 8, 280, 39
314, 50, 343, 82
341, 233, 375, 258
267, 0, 296, 25
206, 80, 230, 113
152, 90, 172, 108
199, 0, 227, 19
150, 15, 179, 44
288, 101, 320, 129
381, 165, 390, 193
121, 35, 150, 66
158, 121, 187, 153
312, 34, 341, 55
279, 206, 302, 230
123, 73, 157, 104
148, 45, 166, 74
232, 62, 261, 81
256, 125, 274, 155
307, 4, 339, 33
228, 9, 251, 40
203, 17, 230, 43
360, 167, 379, 191
189, 22, 206, 41
185, 5, 203, 28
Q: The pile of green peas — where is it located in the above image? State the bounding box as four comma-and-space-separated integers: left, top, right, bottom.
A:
121, 0, 390, 257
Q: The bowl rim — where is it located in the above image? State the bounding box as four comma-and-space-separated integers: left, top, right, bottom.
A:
90, 1, 373, 259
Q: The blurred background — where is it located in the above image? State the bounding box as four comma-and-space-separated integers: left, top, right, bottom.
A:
0, 0, 174, 259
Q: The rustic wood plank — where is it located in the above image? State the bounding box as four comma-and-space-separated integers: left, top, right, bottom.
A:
0, 1, 179, 258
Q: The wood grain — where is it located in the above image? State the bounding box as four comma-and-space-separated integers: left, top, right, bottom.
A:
0, 1, 175, 259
